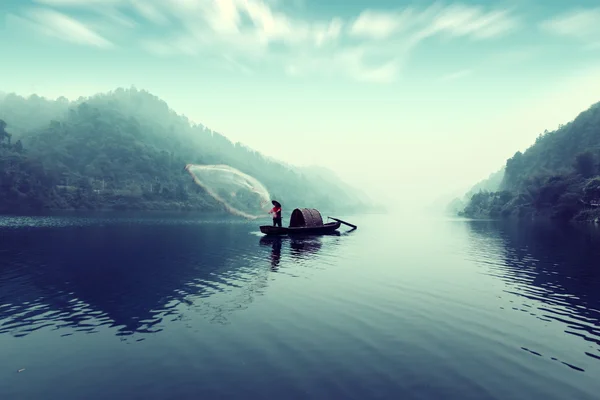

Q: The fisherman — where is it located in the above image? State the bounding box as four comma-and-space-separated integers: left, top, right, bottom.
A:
270, 200, 282, 227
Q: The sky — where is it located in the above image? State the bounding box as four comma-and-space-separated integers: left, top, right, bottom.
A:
1, 0, 600, 209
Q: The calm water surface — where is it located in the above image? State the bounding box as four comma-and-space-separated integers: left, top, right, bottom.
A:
1, 213, 600, 399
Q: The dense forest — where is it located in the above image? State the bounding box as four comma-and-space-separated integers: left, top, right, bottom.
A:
456, 101, 600, 222
0, 87, 374, 214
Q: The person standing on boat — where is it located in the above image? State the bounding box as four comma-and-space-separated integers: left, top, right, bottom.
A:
270, 200, 282, 227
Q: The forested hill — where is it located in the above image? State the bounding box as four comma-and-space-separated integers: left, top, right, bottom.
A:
445, 167, 505, 215
458, 101, 600, 222
0, 87, 373, 214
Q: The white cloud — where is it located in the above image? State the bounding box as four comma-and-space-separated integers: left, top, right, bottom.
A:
14, 7, 113, 48
540, 7, 600, 42
349, 9, 415, 39
350, 3, 518, 43
406, 4, 519, 46
20, 1, 520, 83
34, 0, 138, 28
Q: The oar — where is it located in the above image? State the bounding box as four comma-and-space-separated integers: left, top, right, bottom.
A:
328, 217, 357, 230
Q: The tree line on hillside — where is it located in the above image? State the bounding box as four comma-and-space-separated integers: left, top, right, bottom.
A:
457, 102, 600, 222
0, 88, 371, 214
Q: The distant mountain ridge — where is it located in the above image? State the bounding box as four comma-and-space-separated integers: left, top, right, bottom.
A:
298, 165, 382, 210
0, 87, 373, 214
445, 168, 505, 215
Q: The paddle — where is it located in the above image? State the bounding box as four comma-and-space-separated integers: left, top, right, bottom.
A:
327, 217, 357, 230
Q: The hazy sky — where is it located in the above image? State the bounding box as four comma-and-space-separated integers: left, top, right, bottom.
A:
2, 0, 600, 207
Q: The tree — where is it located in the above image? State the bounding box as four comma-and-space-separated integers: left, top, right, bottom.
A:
13, 140, 23, 153
0, 119, 8, 145
583, 177, 600, 202
574, 151, 596, 178
0, 87, 369, 213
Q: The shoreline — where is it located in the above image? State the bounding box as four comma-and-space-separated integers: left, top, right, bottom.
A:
457, 213, 600, 224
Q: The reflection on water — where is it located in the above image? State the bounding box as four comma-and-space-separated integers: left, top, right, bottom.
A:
465, 219, 600, 371
0, 217, 349, 339
259, 234, 331, 271
3, 213, 600, 399
0, 218, 275, 338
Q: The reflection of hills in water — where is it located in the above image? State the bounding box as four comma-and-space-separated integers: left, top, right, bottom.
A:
465, 220, 600, 367
0, 218, 277, 338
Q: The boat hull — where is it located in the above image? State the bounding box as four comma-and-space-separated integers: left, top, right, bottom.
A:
259, 221, 341, 236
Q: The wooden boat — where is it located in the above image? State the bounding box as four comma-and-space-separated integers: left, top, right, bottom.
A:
260, 208, 344, 236
260, 221, 341, 235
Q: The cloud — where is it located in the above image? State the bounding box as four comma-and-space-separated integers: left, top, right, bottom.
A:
424, 5, 518, 40
164, 1, 518, 82
34, 0, 122, 5
13, 7, 113, 48
34, 0, 139, 28
349, 9, 415, 39
540, 8, 600, 43
20, 1, 520, 83
282, 45, 404, 83
439, 69, 472, 82
354, 61, 399, 83
129, 0, 170, 26
349, 3, 518, 42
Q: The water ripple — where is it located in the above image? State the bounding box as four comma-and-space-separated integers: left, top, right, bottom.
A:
466, 220, 600, 370
2, 215, 600, 399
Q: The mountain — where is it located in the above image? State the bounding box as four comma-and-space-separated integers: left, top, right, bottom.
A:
0, 93, 71, 136
464, 168, 505, 198
458, 101, 600, 222
298, 165, 385, 213
0, 87, 373, 215
444, 168, 505, 215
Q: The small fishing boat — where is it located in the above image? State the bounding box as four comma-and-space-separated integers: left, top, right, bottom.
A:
259, 208, 355, 236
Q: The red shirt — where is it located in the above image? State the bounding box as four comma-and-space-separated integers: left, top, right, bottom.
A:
271, 206, 281, 217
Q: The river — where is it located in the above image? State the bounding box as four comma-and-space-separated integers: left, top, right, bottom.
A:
1, 213, 599, 399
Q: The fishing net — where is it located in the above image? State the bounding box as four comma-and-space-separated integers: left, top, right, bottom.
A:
185, 164, 272, 219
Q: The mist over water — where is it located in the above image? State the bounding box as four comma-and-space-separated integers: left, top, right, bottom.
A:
1, 213, 599, 399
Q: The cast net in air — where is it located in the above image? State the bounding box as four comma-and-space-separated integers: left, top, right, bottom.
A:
185, 164, 272, 219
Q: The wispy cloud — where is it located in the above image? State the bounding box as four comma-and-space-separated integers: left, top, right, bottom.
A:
349, 4, 518, 42
540, 7, 600, 45
283, 46, 403, 83
129, 0, 170, 26
17, 1, 521, 83
439, 69, 473, 82
11, 7, 113, 48
349, 9, 416, 40
34, 0, 122, 5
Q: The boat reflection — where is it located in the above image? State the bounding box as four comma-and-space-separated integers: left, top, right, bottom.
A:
259, 233, 335, 270
259, 236, 283, 270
